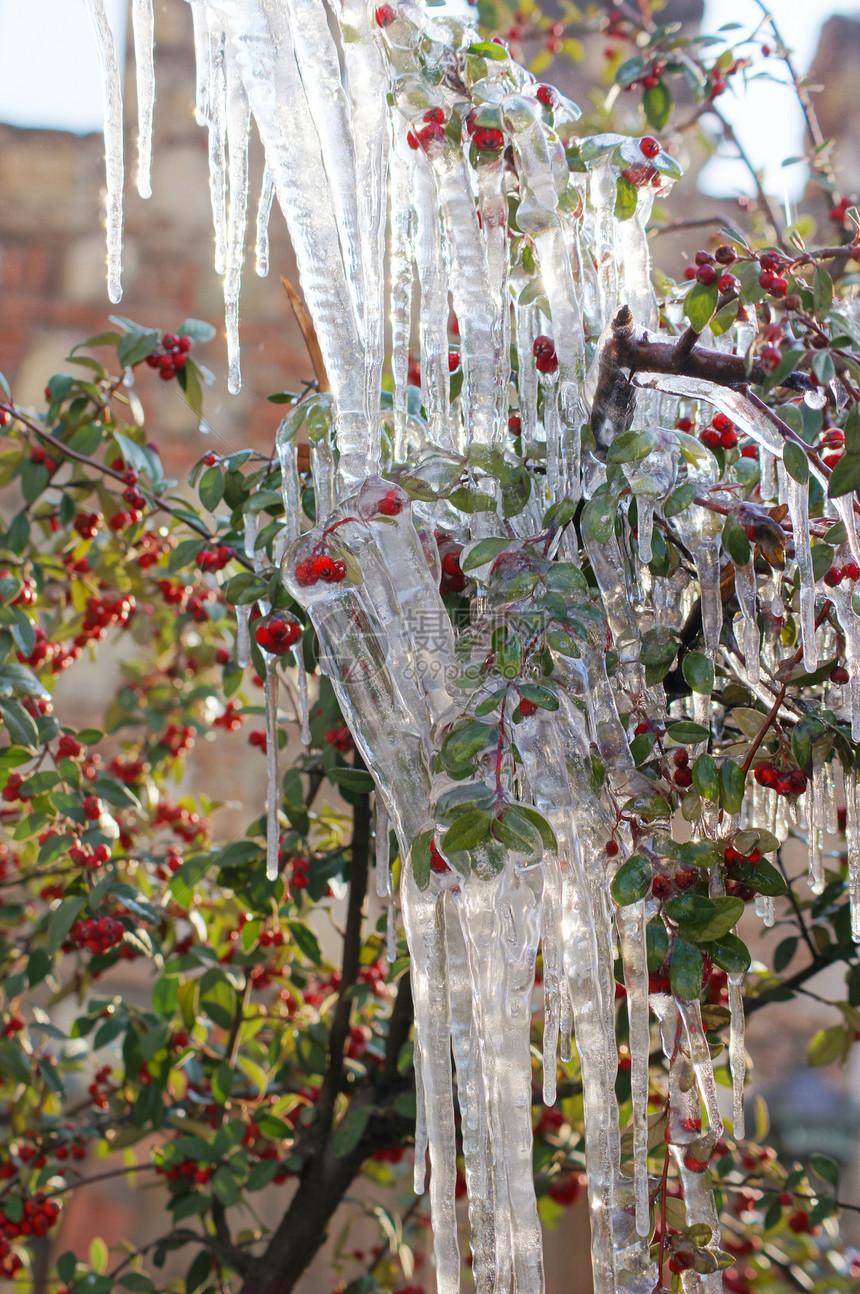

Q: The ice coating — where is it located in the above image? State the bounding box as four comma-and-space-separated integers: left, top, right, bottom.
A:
83, 0, 125, 302
85, 2, 860, 1289
132, 0, 156, 200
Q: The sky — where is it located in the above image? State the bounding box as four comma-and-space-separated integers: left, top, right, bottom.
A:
0, 0, 832, 201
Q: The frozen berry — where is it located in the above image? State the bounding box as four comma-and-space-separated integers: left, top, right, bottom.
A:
696, 263, 717, 285
255, 614, 301, 655
472, 127, 505, 152
519, 698, 538, 718
640, 136, 660, 158
536, 85, 557, 108
823, 566, 844, 587
714, 245, 736, 265
375, 4, 396, 24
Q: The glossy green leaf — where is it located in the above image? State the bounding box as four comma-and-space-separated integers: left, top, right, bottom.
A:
611, 854, 652, 906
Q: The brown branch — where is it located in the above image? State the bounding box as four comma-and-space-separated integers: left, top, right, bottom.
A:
315, 783, 372, 1136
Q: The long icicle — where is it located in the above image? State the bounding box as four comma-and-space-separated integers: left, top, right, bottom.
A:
132, 0, 155, 200
82, 0, 124, 303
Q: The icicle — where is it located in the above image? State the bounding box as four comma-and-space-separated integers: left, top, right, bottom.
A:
734, 559, 761, 686
132, 0, 155, 200
389, 133, 416, 460
236, 605, 251, 668
784, 474, 818, 672
541, 371, 561, 504
755, 893, 775, 927
400, 872, 460, 1294
224, 71, 251, 394
810, 750, 826, 894
204, 14, 228, 277
376, 796, 390, 899
83, 0, 124, 303
830, 585, 860, 742
264, 660, 280, 880
727, 972, 746, 1140
255, 163, 275, 277
387, 892, 397, 963
844, 768, 860, 942
825, 761, 838, 834
540, 854, 564, 1106
616, 900, 650, 1237
636, 497, 654, 565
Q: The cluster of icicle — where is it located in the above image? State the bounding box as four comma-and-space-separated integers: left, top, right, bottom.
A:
83, 0, 860, 1290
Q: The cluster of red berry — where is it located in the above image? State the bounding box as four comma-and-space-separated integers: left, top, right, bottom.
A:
66, 915, 125, 955
153, 801, 207, 842
532, 334, 558, 375
670, 747, 693, 789
829, 194, 856, 225
823, 561, 860, 587
248, 729, 267, 753
68, 840, 112, 869
0, 569, 36, 606
375, 488, 406, 516
0, 1193, 60, 1271
684, 244, 739, 294
2, 1013, 23, 1037
466, 113, 505, 154
753, 763, 807, 797
86, 1065, 113, 1110
325, 725, 352, 753
406, 106, 446, 152
255, 613, 301, 655
29, 444, 57, 473
295, 552, 347, 587
698, 412, 738, 451
196, 544, 233, 572
650, 865, 697, 900
144, 332, 194, 382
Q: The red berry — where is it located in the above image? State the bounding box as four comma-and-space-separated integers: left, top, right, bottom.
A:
718, 273, 739, 295
640, 136, 660, 159
178, 336, 193, 352
700, 429, 721, 450
508, 414, 522, 433
519, 698, 538, 718
683, 266, 697, 281
759, 250, 780, 271
675, 417, 692, 432
311, 555, 335, 581
423, 108, 445, 124
673, 750, 689, 768
720, 427, 739, 449
843, 562, 860, 581
714, 245, 736, 265
472, 127, 505, 152
830, 666, 850, 685
162, 333, 179, 349
682, 1151, 709, 1173
375, 3, 396, 23
823, 566, 844, 587
760, 344, 782, 372
712, 413, 732, 434
295, 560, 317, 587
448, 351, 460, 372
741, 445, 758, 458
754, 762, 779, 789
536, 85, 557, 108
376, 489, 405, 517
696, 263, 717, 285
605, 840, 619, 857
441, 552, 461, 577
255, 614, 301, 655
159, 365, 176, 380
674, 767, 693, 788
668, 1254, 694, 1273
769, 275, 788, 298
694, 250, 714, 266
758, 269, 776, 290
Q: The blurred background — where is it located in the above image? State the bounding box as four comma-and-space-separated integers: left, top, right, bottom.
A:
0, 1, 859, 1289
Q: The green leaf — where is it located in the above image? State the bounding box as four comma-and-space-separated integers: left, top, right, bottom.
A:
720, 759, 745, 814
828, 452, 860, 499
683, 651, 714, 695
48, 895, 85, 953
722, 514, 751, 567
514, 805, 558, 851
462, 537, 509, 572
643, 81, 672, 130
287, 920, 322, 965
646, 919, 669, 973
519, 683, 559, 711
732, 858, 786, 896
666, 721, 710, 744
614, 174, 638, 222
808, 1024, 846, 1067
328, 767, 375, 794
117, 330, 159, 369
0, 1038, 32, 1084
703, 933, 750, 974
185, 1248, 214, 1294
808, 1153, 840, 1189
670, 938, 704, 999
812, 266, 833, 314
606, 430, 656, 465
442, 809, 491, 854
692, 754, 720, 802
665, 894, 716, 925
610, 854, 652, 906
783, 440, 809, 485
680, 896, 745, 943
333, 1103, 371, 1156
199, 466, 224, 511
198, 968, 237, 1029
178, 318, 217, 343
211, 1061, 235, 1105
411, 830, 433, 891
773, 936, 798, 972
0, 698, 39, 748
684, 279, 719, 332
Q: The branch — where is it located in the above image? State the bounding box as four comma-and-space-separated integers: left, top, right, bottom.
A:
315, 783, 372, 1135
